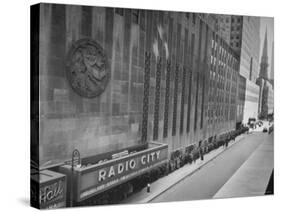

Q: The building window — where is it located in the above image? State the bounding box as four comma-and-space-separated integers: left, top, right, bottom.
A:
192, 13, 196, 25
115, 8, 124, 16
226, 18, 229, 23
200, 75, 205, 128
186, 13, 190, 20
194, 72, 199, 131
180, 66, 187, 134
236, 35, 239, 40
163, 60, 171, 138
236, 26, 240, 30
132, 10, 139, 24
236, 42, 239, 47
172, 65, 179, 136
187, 34, 195, 133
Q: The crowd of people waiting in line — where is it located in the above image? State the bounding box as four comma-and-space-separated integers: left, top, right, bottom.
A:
76, 125, 250, 206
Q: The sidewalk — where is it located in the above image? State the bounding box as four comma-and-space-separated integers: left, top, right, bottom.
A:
213, 133, 273, 198
122, 133, 248, 204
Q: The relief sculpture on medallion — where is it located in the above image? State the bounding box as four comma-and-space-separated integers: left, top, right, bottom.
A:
66, 39, 110, 98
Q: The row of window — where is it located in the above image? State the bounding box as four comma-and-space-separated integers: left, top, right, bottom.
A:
224, 17, 241, 23
231, 26, 241, 31
207, 104, 236, 123
231, 35, 240, 40
115, 8, 145, 27
185, 13, 197, 25
211, 41, 239, 69
208, 34, 239, 124
231, 41, 240, 48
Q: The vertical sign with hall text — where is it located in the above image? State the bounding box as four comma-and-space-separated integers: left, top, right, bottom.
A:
31, 170, 67, 209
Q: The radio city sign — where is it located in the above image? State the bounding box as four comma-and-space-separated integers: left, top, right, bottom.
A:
74, 142, 168, 201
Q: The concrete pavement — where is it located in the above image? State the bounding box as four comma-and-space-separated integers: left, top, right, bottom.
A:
150, 132, 270, 203
122, 132, 261, 204
213, 133, 273, 198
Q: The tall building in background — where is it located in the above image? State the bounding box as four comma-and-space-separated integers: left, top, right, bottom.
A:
229, 16, 243, 54
239, 16, 260, 83
216, 15, 232, 44
217, 15, 260, 82
259, 29, 269, 80
269, 42, 274, 87
217, 15, 261, 124
257, 29, 274, 118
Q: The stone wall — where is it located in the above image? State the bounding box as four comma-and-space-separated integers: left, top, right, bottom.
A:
38, 3, 239, 168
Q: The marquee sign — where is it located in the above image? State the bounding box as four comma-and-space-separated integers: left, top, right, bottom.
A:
74, 142, 168, 201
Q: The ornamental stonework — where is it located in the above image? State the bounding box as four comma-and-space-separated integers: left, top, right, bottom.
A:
66, 39, 110, 98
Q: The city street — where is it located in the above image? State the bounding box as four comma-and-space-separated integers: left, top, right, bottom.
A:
150, 132, 273, 202
29, 5, 274, 208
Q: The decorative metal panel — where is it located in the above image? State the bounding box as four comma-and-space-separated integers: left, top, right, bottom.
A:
141, 51, 151, 142
153, 57, 162, 141
172, 64, 179, 136
163, 60, 171, 138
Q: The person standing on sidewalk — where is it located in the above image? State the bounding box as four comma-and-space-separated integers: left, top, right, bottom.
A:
226, 133, 230, 148
198, 141, 204, 162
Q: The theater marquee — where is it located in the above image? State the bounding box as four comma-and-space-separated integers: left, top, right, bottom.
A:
74, 142, 168, 201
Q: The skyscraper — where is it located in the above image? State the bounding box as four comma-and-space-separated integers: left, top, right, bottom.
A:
257, 29, 274, 117
270, 42, 274, 79
216, 15, 261, 124
216, 15, 232, 45
216, 16, 260, 82
259, 29, 269, 80
270, 41, 274, 87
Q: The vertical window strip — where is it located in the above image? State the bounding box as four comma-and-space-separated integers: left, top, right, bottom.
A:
186, 33, 195, 133
172, 64, 179, 136
153, 57, 162, 140
200, 26, 209, 128
194, 20, 203, 131
180, 66, 187, 134
163, 60, 171, 138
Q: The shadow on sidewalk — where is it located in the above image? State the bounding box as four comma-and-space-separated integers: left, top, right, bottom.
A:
265, 169, 274, 195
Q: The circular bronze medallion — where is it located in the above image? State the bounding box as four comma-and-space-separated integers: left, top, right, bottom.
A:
66, 39, 110, 98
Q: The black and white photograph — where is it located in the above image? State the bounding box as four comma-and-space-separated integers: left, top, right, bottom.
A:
30, 2, 274, 210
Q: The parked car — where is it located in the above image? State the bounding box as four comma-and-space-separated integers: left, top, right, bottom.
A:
263, 127, 268, 133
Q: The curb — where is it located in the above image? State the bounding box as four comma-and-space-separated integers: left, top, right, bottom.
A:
142, 134, 247, 203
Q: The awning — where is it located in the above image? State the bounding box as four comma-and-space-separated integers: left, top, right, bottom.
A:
59, 142, 168, 202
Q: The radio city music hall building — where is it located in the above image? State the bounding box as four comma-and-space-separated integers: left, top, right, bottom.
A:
31, 3, 240, 208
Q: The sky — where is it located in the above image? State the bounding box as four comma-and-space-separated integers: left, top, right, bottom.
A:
259, 16, 274, 78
